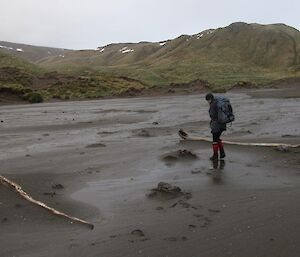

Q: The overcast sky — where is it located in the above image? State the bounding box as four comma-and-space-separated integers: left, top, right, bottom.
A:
0, 0, 299, 49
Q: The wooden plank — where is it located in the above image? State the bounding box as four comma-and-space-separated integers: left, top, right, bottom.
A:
178, 129, 300, 148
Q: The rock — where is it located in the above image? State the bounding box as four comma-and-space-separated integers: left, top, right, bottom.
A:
52, 184, 64, 190
178, 149, 198, 159
161, 149, 197, 164
178, 129, 188, 138
147, 182, 190, 199
157, 182, 182, 193
131, 229, 145, 237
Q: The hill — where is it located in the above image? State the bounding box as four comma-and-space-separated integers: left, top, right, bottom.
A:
0, 41, 71, 63
1, 22, 300, 103
36, 22, 300, 86
0, 51, 149, 104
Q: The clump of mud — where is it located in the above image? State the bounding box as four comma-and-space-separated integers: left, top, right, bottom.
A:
146, 182, 191, 199
161, 149, 198, 164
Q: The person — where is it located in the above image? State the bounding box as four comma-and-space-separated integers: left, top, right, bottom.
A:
205, 93, 226, 160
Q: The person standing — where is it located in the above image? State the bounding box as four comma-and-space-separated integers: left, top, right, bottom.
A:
205, 93, 226, 160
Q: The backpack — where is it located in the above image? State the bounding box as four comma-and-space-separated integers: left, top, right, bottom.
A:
216, 97, 235, 124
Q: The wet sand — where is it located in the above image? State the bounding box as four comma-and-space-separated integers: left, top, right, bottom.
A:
0, 90, 300, 257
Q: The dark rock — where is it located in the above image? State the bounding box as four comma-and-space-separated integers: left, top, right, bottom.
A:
131, 229, 145, 237
178, 149, 198, 159
52, 184, 64, 190
157, 182, 182, 193
178, 129, 188, 138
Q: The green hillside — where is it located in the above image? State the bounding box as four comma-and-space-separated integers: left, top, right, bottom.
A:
0, 51, 148, 103
1, 22, 300, 103
37, 22, 300, 87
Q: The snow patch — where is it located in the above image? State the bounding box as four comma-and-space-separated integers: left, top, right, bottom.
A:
59, 54, 65, 58
16, 48, 24, 52
120, 47, 128, 52
0, 45, 14, 50
121, 49, 134, 54
98, 48, 105, 53
197, 33, 204, 39
159, 42, 167, 46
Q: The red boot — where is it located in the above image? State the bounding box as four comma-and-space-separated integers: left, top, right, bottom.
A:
210, 143, 219, 160
218, 140, 226, 159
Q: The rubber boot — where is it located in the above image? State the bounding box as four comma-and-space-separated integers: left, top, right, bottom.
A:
210, 143, 219, 160
218, 140, 226, 159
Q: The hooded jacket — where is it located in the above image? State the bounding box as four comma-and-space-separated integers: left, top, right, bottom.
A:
208, 97, 227, 133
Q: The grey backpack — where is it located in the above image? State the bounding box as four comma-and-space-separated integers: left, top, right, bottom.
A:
216, 97, 235, 124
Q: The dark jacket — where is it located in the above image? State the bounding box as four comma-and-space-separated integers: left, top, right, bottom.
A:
209, 98, 226, 133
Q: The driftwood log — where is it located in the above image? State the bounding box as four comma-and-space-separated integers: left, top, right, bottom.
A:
0, 175, 94, 230
178, 129, 300, 148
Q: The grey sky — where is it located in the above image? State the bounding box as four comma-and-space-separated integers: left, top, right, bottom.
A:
0, 0, 299, 49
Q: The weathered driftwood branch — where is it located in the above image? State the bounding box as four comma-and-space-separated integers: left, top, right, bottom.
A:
178, 130, 300, 148
0, 175, 94, 230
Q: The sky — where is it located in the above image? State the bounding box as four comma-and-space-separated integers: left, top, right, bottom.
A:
0, 0, 299, 50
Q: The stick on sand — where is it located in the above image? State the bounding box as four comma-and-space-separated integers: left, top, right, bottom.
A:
178, 129, 300, 148
0, 175, 94, 230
